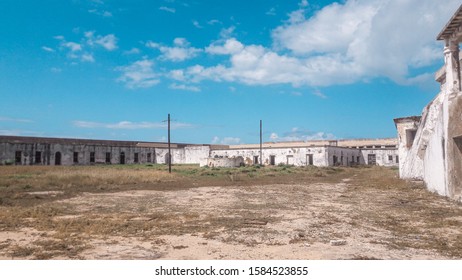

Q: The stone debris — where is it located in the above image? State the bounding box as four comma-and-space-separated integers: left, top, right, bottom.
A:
330, 239, 347, 246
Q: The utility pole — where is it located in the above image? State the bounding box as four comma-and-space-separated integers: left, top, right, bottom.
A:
260, 119, 262, 166
168, 113, 171, 173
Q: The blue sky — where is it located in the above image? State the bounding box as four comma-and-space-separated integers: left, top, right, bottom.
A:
0, 0, 460, 144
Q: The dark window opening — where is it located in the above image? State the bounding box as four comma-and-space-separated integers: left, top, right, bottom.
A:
35, 151, 42, 164
134, 153, 139, 163
15, 151, 22, 164
406, 129, 417, 148
55, 152, 61, 165
396, 155, 399, 163
367, 154, 376, 165
120, 152, 125, 164
388, 155, 393, 161
269, 155, 276, 165
90, 152, 95, 163
307, 154, 313, 165
73, 152, 78, 163
106, 152, 111, 164
147, 153, 151, 163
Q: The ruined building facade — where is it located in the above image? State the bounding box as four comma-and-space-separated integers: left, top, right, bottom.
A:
0, 135, 398, 168
395, 5, 462, 201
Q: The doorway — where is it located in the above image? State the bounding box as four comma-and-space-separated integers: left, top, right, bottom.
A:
55, 152, 61, 165
120, 152, 125, 164
368, 154, 376, 165
269, 155, 276, 165
306, 154, 313, 165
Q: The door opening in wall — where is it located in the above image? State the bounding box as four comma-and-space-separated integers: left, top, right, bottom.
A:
270, 155, 276, 165
368, 154, 376, 165
73, 152, 78, 164
106, 152, 111, 164
306, 154, 313, 165
120, 152, 125, 164
287, 155, 294, 165
55, 152, 61, 165
15, 151, 22, 165
35, 151, 42, 164
253, 156, 259, 165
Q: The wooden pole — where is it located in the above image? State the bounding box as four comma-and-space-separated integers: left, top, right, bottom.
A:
168, 113, 171, 173
260, 120, 262, 166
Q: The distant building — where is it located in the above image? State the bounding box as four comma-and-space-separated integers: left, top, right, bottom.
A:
0, 135, 398, 168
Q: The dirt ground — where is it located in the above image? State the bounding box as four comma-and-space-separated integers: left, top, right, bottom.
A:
0, 165, 461, 260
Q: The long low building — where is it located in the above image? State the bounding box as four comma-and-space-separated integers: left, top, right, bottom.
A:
0, 135, 398, 168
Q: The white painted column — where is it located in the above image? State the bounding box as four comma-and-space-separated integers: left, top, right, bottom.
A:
444, 39, 461, 95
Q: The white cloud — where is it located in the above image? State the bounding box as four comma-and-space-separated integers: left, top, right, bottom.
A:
73, 120, 195, 130
85, 31, 118, 51
208, 19, 221, 25
42, 46, 55, 52
206, 38, 244, 55
159, 6, 175, 13
116, 59, 160, 89
63, 42, 82, 52
81, 53, 95, 62
272, 0, 461, 84
169, 83, 201, 92
95, 34, 118, 50
211, 136, 241, 145
123, 48, 141, 55
88, 9, 112, 17
192, 20, 203, 28
169, 0, 460, 88
312, 89, 327, 99
146, 38, 201, 62
270, 128, 335, 142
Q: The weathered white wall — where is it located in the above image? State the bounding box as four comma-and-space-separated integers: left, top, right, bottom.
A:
184, 146, 210, 164
360, 149, 399, 167
205, 157, 244, 167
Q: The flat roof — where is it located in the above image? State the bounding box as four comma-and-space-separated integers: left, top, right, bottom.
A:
437, 4, 462, 40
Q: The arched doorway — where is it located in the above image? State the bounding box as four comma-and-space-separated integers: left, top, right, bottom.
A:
55, 152, 61, 165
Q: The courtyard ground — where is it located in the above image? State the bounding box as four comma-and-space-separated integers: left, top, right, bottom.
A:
0, 164, 461, 260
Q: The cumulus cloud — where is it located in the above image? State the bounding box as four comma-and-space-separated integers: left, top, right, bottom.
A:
146, 38, 201, 62
270, 127, 335, 142
73, 120, 195, 130
85, 31, 118, 51
167, 0, 460, 88
116, 59, 160, 89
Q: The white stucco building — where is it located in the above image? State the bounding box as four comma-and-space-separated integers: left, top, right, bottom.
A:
395, 5, 462, 200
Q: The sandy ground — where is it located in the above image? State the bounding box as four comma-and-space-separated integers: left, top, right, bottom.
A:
0, 178, 455, 260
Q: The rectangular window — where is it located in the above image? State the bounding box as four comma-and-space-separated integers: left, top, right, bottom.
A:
35, 151, 42, 164
396, 156, 399, 163
388, 155, 393, 161
90, 152, 95, 163
106, 152, 111, 164
73, 152, 79, 163
134, 152, 139, 163
15, 151, 22, 164
147, 153, 151, 163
